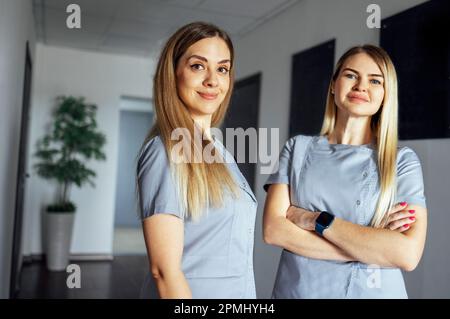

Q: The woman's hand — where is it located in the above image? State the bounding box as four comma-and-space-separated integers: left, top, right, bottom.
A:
286, 206, 319, 231
384, 202, 416, 232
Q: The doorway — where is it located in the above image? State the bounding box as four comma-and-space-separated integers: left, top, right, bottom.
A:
113, 97, 153, 255
223, 73, 261, 190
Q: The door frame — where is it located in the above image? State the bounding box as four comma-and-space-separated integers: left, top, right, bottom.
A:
10, 41, 33, 298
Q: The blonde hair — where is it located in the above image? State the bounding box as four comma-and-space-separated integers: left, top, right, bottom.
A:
142, 22, 238, 221
320, 45, 399, 228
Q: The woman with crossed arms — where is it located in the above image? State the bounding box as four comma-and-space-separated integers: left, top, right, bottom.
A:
263, 45, 427, 298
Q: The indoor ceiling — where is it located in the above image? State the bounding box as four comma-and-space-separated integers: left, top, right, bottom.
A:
33, 0, 300, 57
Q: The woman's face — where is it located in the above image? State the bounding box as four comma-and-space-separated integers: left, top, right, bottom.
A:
176, 36, 231, 121
332, 53, 385, 118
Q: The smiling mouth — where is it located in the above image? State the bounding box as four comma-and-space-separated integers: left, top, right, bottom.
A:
197, 92, 218, 100
347, 95, 369, 103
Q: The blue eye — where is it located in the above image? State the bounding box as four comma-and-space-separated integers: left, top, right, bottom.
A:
345, 73, 357, 79
370, 79, 382, 85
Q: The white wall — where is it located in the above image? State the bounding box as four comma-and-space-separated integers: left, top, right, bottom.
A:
234, 0, 450, 298
398, 138, 450, 298
0, 0, 36, 299
22, 44, 155, 258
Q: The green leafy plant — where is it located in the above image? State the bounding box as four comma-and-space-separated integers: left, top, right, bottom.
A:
35, 96, 106, 213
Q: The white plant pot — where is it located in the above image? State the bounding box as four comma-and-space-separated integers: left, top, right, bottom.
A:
46, 212, 75, 271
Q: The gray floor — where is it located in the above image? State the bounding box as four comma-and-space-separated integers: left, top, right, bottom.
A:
16, 228, 149, 299
17, 255, 149, 299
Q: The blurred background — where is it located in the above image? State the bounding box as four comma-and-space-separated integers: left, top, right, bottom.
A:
0, 0, 449, 299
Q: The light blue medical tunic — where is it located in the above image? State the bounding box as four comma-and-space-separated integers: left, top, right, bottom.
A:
265, 135, 427, 299
137, 136, 257, 299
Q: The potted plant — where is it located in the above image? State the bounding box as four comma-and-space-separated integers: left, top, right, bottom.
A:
35, 96, 106, 271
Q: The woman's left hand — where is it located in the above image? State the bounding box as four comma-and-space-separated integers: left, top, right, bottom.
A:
286, 206, 319, 231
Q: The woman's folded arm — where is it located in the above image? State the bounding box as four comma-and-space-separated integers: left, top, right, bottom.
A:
287, 204, 427, 271
263, 183, 355, 262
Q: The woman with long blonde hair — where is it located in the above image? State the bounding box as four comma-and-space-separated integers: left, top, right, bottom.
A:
263, 45, 427, 298
137, 22, 257, 298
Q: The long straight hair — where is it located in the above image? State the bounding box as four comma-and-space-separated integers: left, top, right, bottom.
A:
320, 45, 399, 227
141, 22, 238, 221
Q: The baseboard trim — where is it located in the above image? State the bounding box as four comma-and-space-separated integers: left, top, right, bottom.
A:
70, 254, 114, 261
22, 253, 114, 262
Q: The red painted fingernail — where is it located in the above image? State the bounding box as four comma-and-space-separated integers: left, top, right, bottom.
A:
404, 224, 410, 228
409, 210, 415, 214
409, 217, 415, 220
400, 202, 407, 206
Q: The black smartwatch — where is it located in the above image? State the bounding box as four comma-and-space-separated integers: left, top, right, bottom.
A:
315, 211, 335, 236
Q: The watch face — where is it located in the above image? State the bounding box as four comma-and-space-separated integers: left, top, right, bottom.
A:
317, 212, 334, 226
